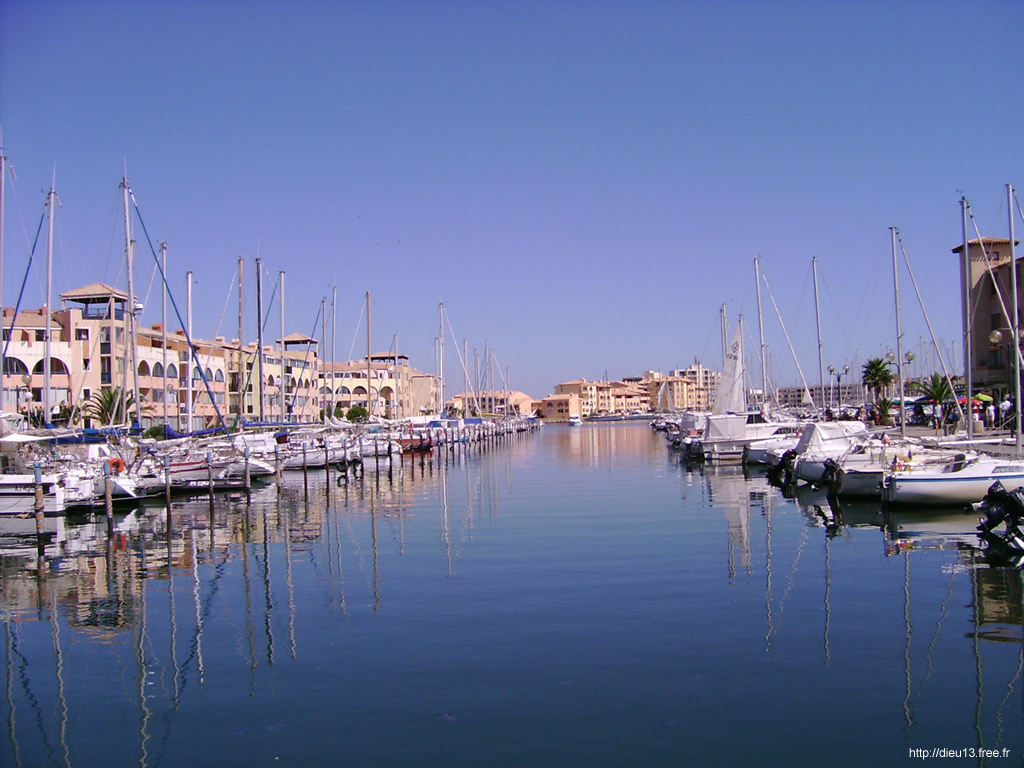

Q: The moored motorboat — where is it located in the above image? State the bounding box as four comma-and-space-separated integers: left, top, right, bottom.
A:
884, 454, 1024, 505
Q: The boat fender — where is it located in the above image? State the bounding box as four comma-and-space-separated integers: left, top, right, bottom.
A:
109, 457, 126, 475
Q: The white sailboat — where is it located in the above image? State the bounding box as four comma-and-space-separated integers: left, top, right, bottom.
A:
683, 320, 794, 463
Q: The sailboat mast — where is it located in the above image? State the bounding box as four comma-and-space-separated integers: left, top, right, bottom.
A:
331, 285, 337, 419
122, 177, 141, 427
438, 303, 445, 415
321, 297, 327, 424
1009, 184, 1021, 454
186, 271, 193, 432
720, 304, 727, 369
961, 198, 973, 438
812, 258, 825, 415
394, 334, 400, 421
161, 243, 167, 427
892, 227, 906, 441
755, 258, 767, 407
366, 290, 371, 418
237, 257, 244, 424
255, 258, 264, 421
279, 271, 285, 423
0, 140, 5, 414
44, 180, 54, 424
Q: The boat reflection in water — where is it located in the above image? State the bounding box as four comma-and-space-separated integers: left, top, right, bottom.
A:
3, 424, 1024, 766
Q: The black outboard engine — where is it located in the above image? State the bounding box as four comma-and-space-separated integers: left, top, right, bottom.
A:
813, 458, 841, 491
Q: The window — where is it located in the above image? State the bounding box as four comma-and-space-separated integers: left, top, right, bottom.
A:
75, 328, 89, 340
35, 330, 45, 342
153, 362, 164, 377
167, 364, 178, 380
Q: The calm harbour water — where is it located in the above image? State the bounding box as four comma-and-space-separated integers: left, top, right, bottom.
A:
2, 422, 1023, 767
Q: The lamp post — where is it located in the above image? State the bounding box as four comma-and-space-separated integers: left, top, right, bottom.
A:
168, 383, 178, 433
989, 329, 1010, 390
19, 373, 31, 424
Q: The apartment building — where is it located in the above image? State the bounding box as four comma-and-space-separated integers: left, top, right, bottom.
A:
319, 353, 437, 420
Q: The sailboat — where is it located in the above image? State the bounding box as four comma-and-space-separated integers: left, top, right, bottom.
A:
682, 320, 797, 463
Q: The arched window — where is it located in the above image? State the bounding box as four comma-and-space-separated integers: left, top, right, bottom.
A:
32, 358, 69, 374
267, 375, 276, 387
339, 386, 351, 395
205, 367, 213, 379
167, 364, 178, 380
214, 369, 224, 382
153, 362, 164, 377
193, 367, 203, 380
380, 386, 394, 402
138, 361, 151, 376
3, 357, 28, 375
351, 386, 367, 396
319, 386, 333, 395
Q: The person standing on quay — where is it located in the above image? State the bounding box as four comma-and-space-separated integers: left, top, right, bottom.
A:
1001, 395, 1013, 429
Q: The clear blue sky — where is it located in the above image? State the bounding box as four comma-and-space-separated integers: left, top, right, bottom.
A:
1, 0, 1021, 399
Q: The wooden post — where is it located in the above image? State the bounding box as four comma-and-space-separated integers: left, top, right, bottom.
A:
33, 464, 45, 553
163, 455, 171, 505
206, 450, 214, 500
244, 446, 251, 497
103, 461, 113, 537
275, 443, 282, 491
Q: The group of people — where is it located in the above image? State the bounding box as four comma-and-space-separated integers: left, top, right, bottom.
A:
931, 394, 1016, 434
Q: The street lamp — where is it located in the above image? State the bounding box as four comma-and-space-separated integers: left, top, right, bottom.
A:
19, 373, 31, 422
828, 364, 849, 408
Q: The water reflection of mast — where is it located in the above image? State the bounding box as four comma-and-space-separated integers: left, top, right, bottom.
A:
48, 590, 69, 768
441, 459, 452, 577
4, 616, 21, 766
242, 506, 257, 687
823, 531, 831, 666
167, 505, 180, 705
284, 502, 297, 659
764, 490, 774, 653
261, 505, 275, 665
136, 544, 153, 767
190, 528, 204, 683
370, 490, 380, 611
902, 550, 913, 729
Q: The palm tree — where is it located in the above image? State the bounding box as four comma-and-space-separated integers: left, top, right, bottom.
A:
82, 387, 138, 426
861, 358, 894, 404
908, 373, 953, 405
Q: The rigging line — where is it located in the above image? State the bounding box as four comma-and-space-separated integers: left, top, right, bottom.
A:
139, 258, 159, 329
286, 303, 322, 413
346, 294, 365, 364
968, 206, 1024, 374
129, 192, 227, 432
819, 272, 856, 357
761, 272, 820, 417
742, 319, 774, 402
233, 278, 281, 425
443, 309, 481, 411
2, 201, 47, 364
4, 160, 39, 259
897, 234, 964, 422
200, 270, 238, 368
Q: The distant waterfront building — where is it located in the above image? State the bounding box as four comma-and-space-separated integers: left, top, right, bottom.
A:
775, 382, 867, 409
2, 282, 438, 429
447, 390, 535, 417
319, 353, 437, 420
534, 392, 581, 421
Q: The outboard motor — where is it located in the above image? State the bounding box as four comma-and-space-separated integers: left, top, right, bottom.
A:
813, 458, 841, 491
